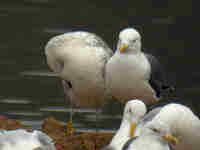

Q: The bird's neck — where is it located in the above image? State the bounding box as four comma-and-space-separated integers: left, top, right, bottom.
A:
110, 119, 131, 147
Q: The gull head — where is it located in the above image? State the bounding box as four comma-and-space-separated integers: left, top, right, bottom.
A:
117, 28, 141, 53
123, 99, 147, 136
146, 121, 179, 146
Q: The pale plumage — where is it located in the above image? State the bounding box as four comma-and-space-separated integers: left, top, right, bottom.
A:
122, 127, 172, 150
45, 31, 113, 108
106, 28, 173, 105
102, 99, 147, 150
0, 129, 56, 150
134, 106, 162, 137
102, 100, 181, 150
146, 103, 200, 150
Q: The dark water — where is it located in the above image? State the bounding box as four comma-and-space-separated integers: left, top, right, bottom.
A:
0, 71, 123, 132
0, 1, 198, 132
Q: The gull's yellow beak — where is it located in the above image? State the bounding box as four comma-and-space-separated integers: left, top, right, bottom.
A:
120, 43, 127, 53
162, 135, 179, 146
130, 123, 137, 137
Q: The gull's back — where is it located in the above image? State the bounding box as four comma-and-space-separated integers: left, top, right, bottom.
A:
45, 31, 113, 108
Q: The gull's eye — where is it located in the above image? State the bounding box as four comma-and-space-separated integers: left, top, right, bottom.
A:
128, 108, 132, 113
152, 128, 160, 133
131, 39, 137, 43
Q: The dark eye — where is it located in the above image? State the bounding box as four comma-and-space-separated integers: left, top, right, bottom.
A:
132, 39, 137, 43
128, 108, 132, 113
152, 128, 160, 133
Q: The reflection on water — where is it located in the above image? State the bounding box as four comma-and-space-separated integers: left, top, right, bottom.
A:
0, 98, 32, 104
0, 95, 121, 132
0, 71, 122, 132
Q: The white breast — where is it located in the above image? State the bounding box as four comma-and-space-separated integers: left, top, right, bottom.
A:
106, 52, 157, 104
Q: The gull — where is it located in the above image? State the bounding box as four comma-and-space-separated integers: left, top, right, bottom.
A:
121, 122, 177, 150
0, 129, 56, 150
45, 31, 113, 135
102, 100, 178, 150
102, 99, 147, 150
106, 27, 174, 105
146, 103, 200, 150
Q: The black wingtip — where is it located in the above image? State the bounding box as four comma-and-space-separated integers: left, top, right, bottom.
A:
161, 84, 176, 94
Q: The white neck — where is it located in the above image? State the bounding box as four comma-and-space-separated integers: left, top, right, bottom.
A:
109, 119, 131, 150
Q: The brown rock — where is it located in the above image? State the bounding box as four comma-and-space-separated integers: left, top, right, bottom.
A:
0, 115, 114, 150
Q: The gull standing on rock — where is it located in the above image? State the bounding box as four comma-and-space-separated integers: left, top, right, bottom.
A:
45, 31, 113, 135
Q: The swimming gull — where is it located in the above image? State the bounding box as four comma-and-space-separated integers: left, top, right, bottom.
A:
106, 27, 174, 105
45, 31, 113, 135
102, 99, 147, 150
0, 129, 56, 150
146, 103, 200, 150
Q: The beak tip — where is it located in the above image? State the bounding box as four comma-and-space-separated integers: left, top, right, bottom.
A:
163, 136, 179, 146
130, 123, 136, 137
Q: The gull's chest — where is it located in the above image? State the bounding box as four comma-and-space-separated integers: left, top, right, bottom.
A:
111, 53, 150, 79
